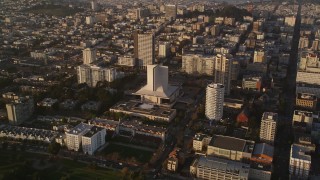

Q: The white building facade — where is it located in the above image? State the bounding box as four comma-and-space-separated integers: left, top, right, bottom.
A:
205, 83, 224, 121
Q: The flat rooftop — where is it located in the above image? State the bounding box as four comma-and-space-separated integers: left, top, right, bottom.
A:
297, 93, 317, 100
253, 143, 274, 158
135, 84, 179, 99
262, 112, 278, 121
195, 156, 250, 177
209, 135, 251, 152
67, 123, 92, 135
111, 100, 175, 118
291, 144, 312, 161
83, 126, 104, 138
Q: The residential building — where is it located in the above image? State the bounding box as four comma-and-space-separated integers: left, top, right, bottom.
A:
193, 133, 212, 153
134, 32, 155, 68
117, 56, 135, 67
214, 54, 233, 95
260, 112, 278, 144
242, 76, 262, 91
253, 50, 267, 63
284, 16, 296, 26
210, 25, 220, 36
293, 110, 314, 131
205, 83, 224, 121
82, 126, 106, 155
65, 123, 106, 154
167, 148, 180, 172
65, 123, 92, 151
181, 54, 215, 75
165, 4, 177, 20
289, 144, 312, 179
77, 64, 123, 87
158, 41, 170, 58
91, 0, 97, 11
0, 125, 58, 143
83, 48, 96, 64
190, 156, 250, 180
296, 93, 317, 110
5, 95, 34, 125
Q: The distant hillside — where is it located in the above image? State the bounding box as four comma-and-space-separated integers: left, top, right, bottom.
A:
23, 4, 82, 17
214, 5, 252, 22
183, 5, 251, 22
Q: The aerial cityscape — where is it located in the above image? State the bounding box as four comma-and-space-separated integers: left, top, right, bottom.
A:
0, 0, 320, 179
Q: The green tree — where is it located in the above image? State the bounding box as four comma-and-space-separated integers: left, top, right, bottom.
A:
48, 141, 61, 155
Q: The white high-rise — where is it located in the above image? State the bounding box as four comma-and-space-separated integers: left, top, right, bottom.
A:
83, 48, 96, 64
205, 83, 224, 121
260, 112, 278, 144
91, 0, 97, 11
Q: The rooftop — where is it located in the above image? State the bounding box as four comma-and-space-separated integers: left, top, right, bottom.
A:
111, 100, 175, 119
262, 112, 278, 121
67, 123, 92, 135
195, 156, 250, 177
209, 135, 253, 152
291, 143, 312, 161
83, 126, 104, 138
253, 143, 274, 158
297, 93, 317, 100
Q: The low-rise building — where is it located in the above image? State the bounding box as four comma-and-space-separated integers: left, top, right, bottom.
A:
110, 101, 176, 122
242, 76, 262, 91
190, 156, 250, 180
293, 110, 315, 131
207, 135, 255, 162
0, 125, 58, 143
192, 133, 212, 154
296, 93, 317, 110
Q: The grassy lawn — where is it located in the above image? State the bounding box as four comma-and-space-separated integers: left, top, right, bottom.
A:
23, 4, 82, 17
101, 143, 154, 163
0, 149, 120, 180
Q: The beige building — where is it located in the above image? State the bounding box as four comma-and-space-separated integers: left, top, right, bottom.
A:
5, 95, 34, 125
296, 93, 317, 110
77, 64, 123, 87
190, 156, 250, 180
193, 133, 212, 153
207, 135, 255, 162
293, 110, 314, 131
260, 112, 278, 144
158, 41, 170, 58
134, 32, 155, 68
253, 50, 267, 63
117, 56, 135, 67
284, 16, 296, 27
165, 4, 177, 20
214, 53, 233, 95
181, 54, 215, 75
83, 48, 97, 64
289, 144, 312, 179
